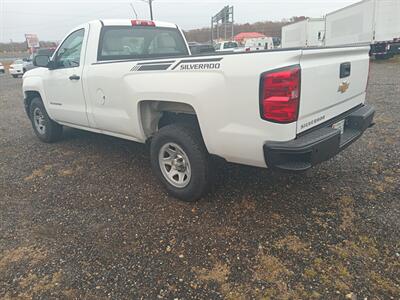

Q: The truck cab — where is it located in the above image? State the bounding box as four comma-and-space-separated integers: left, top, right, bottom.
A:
244, 37, 275, 51
214, 41, 239, 52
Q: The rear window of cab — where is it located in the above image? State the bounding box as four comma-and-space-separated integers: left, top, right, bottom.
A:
98, 26, 189, 61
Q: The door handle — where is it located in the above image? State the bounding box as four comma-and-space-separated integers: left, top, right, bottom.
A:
69, 75, 80, 80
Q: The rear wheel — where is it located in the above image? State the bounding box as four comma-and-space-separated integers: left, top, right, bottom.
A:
12, 75, 17, 78
150, 124, 211, 201
29, 97, 63, 143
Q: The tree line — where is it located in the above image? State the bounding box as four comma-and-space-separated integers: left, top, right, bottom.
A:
184, 16, 307, 43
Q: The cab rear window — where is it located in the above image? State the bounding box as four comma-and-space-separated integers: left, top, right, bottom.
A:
98, 26, 189, 61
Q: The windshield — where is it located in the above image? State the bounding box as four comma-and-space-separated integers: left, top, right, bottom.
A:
223, 42, 238, 49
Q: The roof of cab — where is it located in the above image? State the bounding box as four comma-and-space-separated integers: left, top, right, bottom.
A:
98, 19, 177, 28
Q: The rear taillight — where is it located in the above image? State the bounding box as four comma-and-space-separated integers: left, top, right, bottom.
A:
131, 20, 155, 27
260, 65, 301, 123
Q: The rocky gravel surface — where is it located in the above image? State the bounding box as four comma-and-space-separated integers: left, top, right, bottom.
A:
0, 60, 399, 299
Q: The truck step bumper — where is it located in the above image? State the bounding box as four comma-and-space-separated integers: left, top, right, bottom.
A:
264, 105, 375, 172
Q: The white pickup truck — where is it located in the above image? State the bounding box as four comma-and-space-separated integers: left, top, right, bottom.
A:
23, 19, 375, 201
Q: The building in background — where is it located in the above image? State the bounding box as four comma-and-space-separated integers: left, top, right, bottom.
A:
24, 34, 40, 54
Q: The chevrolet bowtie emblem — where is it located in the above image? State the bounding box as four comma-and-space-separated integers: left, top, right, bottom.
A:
338, 81, 350, 93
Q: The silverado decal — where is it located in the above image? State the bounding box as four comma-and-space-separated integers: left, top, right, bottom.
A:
172, 57, 223, 71
179, 63, 221, 71
130, 57, 223, 72
300, 115, 326, 130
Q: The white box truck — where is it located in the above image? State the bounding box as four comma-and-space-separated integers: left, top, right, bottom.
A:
325, 0, 400, 59
281, 18, 325, 48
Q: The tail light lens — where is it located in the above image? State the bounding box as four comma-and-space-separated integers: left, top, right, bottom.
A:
260, 65, 301, 123
131, 20, 156, 27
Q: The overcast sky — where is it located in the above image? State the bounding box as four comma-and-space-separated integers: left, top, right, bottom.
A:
1, 0, 360, 42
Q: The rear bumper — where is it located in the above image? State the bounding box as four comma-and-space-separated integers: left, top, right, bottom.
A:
264, 105, 375, 172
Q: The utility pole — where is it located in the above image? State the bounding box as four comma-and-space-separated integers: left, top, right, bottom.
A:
149, 0, 154, 20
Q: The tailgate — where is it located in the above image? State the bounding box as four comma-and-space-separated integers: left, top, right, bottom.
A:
297, 46, 370, 134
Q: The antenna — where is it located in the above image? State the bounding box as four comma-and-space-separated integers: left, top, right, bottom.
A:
139, 0, 154, 21
130, 3, 138, 19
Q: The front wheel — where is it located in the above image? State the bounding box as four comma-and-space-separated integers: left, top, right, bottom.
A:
150, 124, 211, 201
29, 97, 63, 143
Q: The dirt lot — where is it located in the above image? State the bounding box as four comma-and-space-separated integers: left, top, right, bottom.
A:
0, 60, 399, 299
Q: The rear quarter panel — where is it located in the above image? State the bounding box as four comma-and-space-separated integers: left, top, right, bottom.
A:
84, 50, 302, 168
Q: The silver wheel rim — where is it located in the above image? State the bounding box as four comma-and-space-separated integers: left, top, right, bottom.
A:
158, 143, 191, 188
33, 107, 46, 135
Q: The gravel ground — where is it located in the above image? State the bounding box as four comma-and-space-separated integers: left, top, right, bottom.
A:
0, 60, 399, 299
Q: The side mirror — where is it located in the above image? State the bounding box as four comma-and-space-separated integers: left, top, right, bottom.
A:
33, 55, 50, 68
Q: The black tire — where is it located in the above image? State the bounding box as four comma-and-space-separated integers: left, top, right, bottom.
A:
29, 97, 63, 143
375, 53, 393, 60
150, 124, 211, 201
12, 75, 17, 78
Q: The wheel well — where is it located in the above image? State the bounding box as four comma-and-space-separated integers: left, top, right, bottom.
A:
24, 91, 41, 116
139, 101, 200, 140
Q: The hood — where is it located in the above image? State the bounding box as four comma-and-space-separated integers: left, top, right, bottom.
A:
23, 67, 47, 78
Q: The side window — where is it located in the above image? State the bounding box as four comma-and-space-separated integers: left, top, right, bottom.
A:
55, 29, 85, 68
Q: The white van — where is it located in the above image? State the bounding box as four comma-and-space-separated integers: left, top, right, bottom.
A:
244, 37, 275, 51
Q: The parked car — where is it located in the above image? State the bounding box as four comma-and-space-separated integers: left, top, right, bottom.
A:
0, 62, 5, 74
23, 19, 374, 201
9, 59, 29, 78
325, 0, 400, 59
214, 41, 239, 52
188, 42, 215, 55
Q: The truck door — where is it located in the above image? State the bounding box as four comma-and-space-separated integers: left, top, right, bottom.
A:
44, 26, 89, 127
